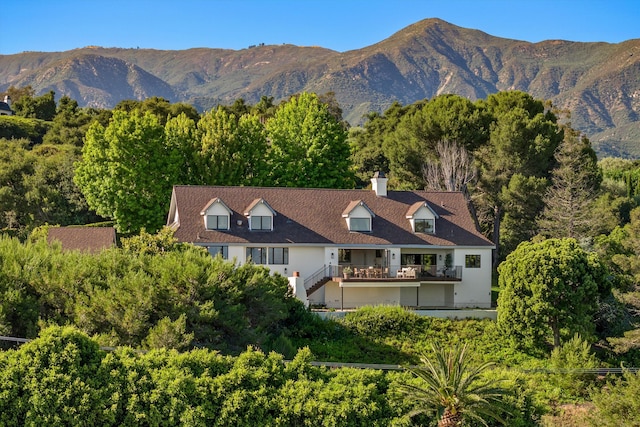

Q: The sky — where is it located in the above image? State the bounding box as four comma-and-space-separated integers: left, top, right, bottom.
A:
2, 0, 639, 55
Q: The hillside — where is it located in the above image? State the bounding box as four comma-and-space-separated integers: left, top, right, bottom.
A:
1, 18, 639, 157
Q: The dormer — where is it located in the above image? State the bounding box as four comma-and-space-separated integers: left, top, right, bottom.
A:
406, 201, 439, 234
342, 200, 375, 232
244, 198, 276, 231
201, 198, 233, 230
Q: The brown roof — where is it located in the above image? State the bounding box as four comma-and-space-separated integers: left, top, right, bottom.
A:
168, 186, 494, 248
47, 227, 117, 253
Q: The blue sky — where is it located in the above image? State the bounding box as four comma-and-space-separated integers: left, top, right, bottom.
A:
2, 0, 638, 55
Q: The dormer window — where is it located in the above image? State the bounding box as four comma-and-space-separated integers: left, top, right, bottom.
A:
201, 198, 232, 231
414, 219, 434, 233
342, 200, 375, 232
349, 217, 371, 232
250, 216, 272, 230
406, 201, 439, 234
206, 215, 229, 230
244, 198, 276, 232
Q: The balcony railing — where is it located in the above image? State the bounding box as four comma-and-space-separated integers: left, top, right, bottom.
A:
339, 264, 462, 280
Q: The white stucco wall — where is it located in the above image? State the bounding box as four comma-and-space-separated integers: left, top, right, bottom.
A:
452, 248, 493, 308
325, 282, 401, 309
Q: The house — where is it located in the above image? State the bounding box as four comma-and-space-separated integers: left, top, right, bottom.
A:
0, 96, 14, 116
166, 173, 495, 309
47, 227, 117, 253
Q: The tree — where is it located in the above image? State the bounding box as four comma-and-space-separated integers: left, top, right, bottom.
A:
265, 92, 354, 188
42, 95, 96, 147
195, 107, 268, 186
13, 90, 56, 121
398, 341, 510, 427
537, 127, 601, 240
0, 138, 35, 232
497, 238, 611, 349
74, 110, 181, 233
25, 143, 97, 226
349, 102, 407, 187
608, 207, 640, 286
473, 91, 562, 265
385, 94, 489, 189
164, 112, 200, 186
499, 174, 548, 256
423, 139, 477, 192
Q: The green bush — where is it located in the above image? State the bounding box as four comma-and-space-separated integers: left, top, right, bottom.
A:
340, 305, 423, 337
0, 327, 408, 426
589, 370, 640, 426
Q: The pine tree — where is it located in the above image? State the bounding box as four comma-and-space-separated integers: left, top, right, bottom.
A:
537, 127, 601, 240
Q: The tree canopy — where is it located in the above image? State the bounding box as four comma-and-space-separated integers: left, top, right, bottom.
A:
264, 92, 354, 188
497, 238, 612, 349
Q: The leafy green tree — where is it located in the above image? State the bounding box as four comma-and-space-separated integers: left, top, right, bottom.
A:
398, 341, 510, 427
474, 91, 562, 265
537, 127, 601, 240
14, 90, 56, 121
114, 97, 199, 126
384, 94, 489, 189
349, 102, 407, 187
25, 143, 97, 226
222, 97, 251, 118
42, 95, 96, 147
251, 95, 276, 121
499, 174, 548, 256
74, 110, 181, 233
265, 92, 354, 188
0, 138, 35, 232
195, 107, 268, 186
164, 112, 200, 185
497, 238, 611, 349
143, 314, 194, 350
609, 207, 640, 286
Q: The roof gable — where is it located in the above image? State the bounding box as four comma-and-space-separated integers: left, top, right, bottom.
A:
244, 198, 277, 216
406, 201, 440, 219
342, 200, 375, 218
200, 197, 232, 215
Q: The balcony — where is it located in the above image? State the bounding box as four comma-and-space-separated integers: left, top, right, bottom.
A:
337, 264, 462, 283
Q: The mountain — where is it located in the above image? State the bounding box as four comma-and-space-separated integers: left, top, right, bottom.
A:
1, 19, 639, 157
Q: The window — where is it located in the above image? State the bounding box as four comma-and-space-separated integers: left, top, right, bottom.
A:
246, 247, 267, 264
415, 218, 434, 233
269, 247, 289, 265
250, 216, 272, 231
207, 245, 228, 259
206, 215, 228, 230
465, 254, 481, 268
338, 249, 351, 263
350, 217, 370, 232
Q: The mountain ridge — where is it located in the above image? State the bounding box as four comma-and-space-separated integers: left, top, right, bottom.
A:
1, 18, 639, 157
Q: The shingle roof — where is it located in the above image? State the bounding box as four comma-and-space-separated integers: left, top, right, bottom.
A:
168, 185, 494, 248
47, 227, 116, 253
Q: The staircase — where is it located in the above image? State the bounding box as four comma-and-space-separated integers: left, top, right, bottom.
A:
304, 265, 339, 297
306, 276, 331, 297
